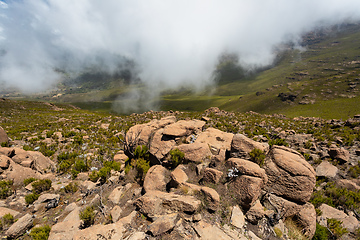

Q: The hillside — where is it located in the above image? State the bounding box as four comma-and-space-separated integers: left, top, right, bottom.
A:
0, 99, 360, 239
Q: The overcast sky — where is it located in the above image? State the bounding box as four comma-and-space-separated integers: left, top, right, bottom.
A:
1, 0, 360, 93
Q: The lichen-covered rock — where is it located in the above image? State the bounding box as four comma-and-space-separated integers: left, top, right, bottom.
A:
265, 146, 316, 203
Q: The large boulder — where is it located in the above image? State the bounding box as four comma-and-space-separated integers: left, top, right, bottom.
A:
0, 155, 11, 169
176, 143, 212, 163
108, 183, 132, 204
201, 187, 220, 212
147, 213, 179, 236
230, 134, 268, 159
195, 127, 233, 152
12, 149, 55, 173
0, 126, 9, 144
203, 168, 223, 184
5, 214, 33, 239
264, 146, 316, 203
143, 165, 170, 193
149, 129, 176, 161
4, 160, 41, 186
227, 158, 267, 182
48, 206, 81, 240
134, 190, 201, 218
163, 119, 205, 137
328, 146, 349, 163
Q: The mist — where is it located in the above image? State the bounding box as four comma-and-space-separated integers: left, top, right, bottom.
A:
1, 0, 360, 106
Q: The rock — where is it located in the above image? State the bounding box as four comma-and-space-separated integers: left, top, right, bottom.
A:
163, 119, 205, 137
5, 213, 33, 239
143, 165, 169, 193
110, 205, 122, 222
4, 160, 41, 186
0, 147, 15, 158
265, 146, 316, 203
148, 213, 179, 236
328, 146, 349, 163
231, 205, 245, 229
113, 150, 128, 163
336, 179, 360, 191
108, 183, 132, 204
134, 190, 201, 218
0, 207, 20, 218
201, 187, 220, 212
230, 134, 268, 159
127, 232, 146, 240
176, 143, 212, 163
315, 161, 338, 178
195, 127, 234, 152
227, 158, 267, 182
227, 175, 264, 209
262, 194, 303, 219
192, 220, 234, 240
76, 172, 89, 181
0, 155, 10, 169
246, 200, 272, 224
203, 168, 223, 184
12, 150, 55, 173
0, 126, 9, 144
125, 116, 176, 154
80, 181, 97, 192
73, 222, 125, 240
33, 194, 60, 211
318, 204, 360, 232
48, 207, 81, 240
149, 129, 176, 161
293, 202, 316, 239
170, 165, 188, 186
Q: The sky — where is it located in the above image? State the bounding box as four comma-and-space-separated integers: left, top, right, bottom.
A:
1, 0, 360, 94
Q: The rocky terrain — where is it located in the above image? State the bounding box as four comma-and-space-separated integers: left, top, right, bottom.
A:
0, 100, 360, 239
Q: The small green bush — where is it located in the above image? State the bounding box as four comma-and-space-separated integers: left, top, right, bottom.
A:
25, 193, 40, 205
0, 142, 9, 147
30, 225, 51, 240
249, 148, 266, 167
2, 213, 14, 225
169, 148, 185, 168
63, 182, 78, 193
24, 177, 37, 186
312, 223, 330, 240
136, 158, 150, 180
103, 161, 121, 172
327, 218, 348, 238
89, 170, 99, 183
0, 180, 13, 199
79, 206, 95, 227
349, 162, 360, 178
32, 179, 52, 194
269, 138, 288, 147
134, 145, 149, 159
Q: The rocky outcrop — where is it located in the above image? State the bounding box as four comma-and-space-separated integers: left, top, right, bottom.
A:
265, 146, 316, 203
195, 127, 233, 152
176, 142, 212, 163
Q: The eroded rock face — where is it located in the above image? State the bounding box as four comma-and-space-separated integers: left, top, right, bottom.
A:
134, 190, 201, 218
230, 134, 268, 159
265, 146, 316, 203
4, 160, 41, 186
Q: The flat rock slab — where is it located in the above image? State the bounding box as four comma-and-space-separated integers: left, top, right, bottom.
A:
195, 127, 233, 152
5, 213, 33, 239
231, 205, 245, 229
192, 220, 234, 240
316, 161, 338, 178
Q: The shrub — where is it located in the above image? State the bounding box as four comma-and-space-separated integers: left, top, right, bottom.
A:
249, 148, 266, 167
30, 225, 51, 240
135, 158, 150, 180
24, 177, 37, 186
327, 218, 348, 238
349, 162, 360, 178
312, 223, 330, 240
89, 170, 99, 183
0, 180, 13, 199
63, 182, 78, 193
103, 161, 121, 172
134, 145, 149, 159
79, 206, 95, 227
274, 227, 283, 238
25, 193, 40, 204
74, 159, 88, 172
169, 148, 185, 168
98, 167, 111, 184
32, 179, 52, 194
269, 138, 288, 147
2, 213, 14, 225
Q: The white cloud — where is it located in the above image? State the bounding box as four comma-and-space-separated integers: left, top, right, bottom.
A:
0, 0, 360, 93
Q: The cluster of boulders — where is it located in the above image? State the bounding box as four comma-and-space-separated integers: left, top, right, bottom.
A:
0, 113, 360, 239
